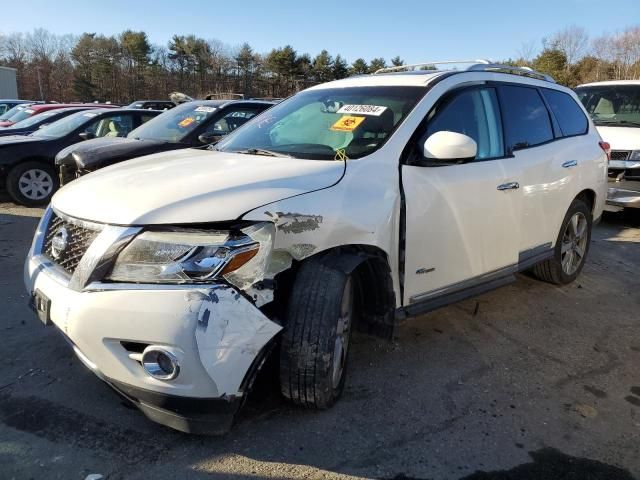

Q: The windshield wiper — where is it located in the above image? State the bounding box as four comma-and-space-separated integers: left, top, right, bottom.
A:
231, 148, 292, 158
594, 120, 640, 127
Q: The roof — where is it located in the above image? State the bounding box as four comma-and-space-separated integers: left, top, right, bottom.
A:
28, 103, 116, 112
0, 66, 17, 72
577, 80, 640, 87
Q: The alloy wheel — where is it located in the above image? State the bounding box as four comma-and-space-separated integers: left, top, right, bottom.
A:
331, 276, 353, 389
561, 212, 588, 276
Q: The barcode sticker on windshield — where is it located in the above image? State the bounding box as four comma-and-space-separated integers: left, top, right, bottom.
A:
336, 104, 387, 116
83, 112, 98, 117
195, 106, 216, 113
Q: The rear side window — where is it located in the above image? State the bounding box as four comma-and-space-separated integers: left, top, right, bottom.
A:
542, 89, 588, 137
499, 86, 553, 151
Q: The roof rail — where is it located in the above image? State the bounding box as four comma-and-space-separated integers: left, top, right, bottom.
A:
467, 63, 555, 82
374, 59, 491, 74
374, 59, 555, 83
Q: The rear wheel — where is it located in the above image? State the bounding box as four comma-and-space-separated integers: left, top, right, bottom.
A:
279, 259, 355, 409
533, 198, 592, 285
6, 161, 59, 206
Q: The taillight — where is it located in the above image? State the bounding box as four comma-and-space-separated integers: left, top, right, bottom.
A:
599, 141, 611, 162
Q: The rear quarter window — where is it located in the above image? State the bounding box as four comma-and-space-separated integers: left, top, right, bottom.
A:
498, 85, 554, 151
542, 88, 588, 137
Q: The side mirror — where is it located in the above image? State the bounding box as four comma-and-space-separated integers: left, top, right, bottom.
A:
79, 131, 96, 141
422, 131, 477, 164
199, 132, 223, 144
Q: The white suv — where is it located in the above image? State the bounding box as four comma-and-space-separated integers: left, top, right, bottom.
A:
25, 61, 608, 434
575, 80, 640, 210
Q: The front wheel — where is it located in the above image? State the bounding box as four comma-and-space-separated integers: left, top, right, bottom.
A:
532, 198, 592, 285
6, 161, 59, 206
279, 259, 355, 409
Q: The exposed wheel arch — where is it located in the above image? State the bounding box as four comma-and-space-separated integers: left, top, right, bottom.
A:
575, 189, 596, 214
272, 244, 397, 339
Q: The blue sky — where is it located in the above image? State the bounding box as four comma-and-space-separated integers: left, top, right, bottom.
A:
3, 0, 638, 62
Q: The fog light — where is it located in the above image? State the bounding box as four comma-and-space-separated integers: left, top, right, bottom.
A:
142, 347, 180, 380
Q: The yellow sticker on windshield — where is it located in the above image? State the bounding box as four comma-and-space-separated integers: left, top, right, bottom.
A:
179, 117, 195, 127
330, 115, 365, 132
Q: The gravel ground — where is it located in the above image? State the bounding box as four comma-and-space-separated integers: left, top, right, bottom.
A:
0, 198, 639, 480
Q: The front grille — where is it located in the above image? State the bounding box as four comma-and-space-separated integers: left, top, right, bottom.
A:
43, 213, 101, 275
611, 150, 631, 161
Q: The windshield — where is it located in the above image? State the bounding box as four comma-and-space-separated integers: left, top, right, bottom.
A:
215, 86, 426, 160
6, 107, 39, 124
0, 104, 31, 122
575, 85, 640, 126
127, 102, 219, 142
6, 109, 64, 129
32, 110, 99, 138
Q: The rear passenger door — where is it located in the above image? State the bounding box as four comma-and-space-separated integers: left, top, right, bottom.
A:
497, 85, 584, 256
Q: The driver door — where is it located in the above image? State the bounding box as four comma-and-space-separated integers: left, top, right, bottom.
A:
401, 85, 520, 306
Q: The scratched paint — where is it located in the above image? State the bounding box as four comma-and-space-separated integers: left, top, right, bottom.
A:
276, 212, 323, 234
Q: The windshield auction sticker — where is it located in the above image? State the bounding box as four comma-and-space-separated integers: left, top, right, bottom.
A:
331, 115, 366, 132
179, 117, 195, 127
337, 104, 387, 116
195, 106, 216, 113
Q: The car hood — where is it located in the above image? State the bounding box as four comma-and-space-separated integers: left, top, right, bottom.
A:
52, 149, 346, 225
0, 135, 42, 145
55, 137, 169, 170
594, 126, 640, 150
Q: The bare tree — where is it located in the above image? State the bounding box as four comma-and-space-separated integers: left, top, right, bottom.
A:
549, 25, 589, 66
517, 40, 537, 63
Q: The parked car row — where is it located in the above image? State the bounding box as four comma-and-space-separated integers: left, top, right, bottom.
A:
0, 98, 273, 205
24, 61, 609, 435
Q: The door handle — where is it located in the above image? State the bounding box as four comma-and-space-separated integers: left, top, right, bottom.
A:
497, 182, 520, 191
562, 160, 578, 168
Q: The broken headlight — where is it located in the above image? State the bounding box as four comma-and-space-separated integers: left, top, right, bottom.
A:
106, 223, 274, 286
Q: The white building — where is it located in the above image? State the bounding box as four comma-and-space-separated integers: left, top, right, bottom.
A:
0, 66, 18, 98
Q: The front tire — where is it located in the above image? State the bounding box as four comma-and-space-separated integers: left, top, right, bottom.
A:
533, 198, 592, 285
279, 259, 355, 409
6, 161, 59, 206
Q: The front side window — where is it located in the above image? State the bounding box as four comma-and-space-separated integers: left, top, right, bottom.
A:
499, 85, 554, 151
87, 114, 134, 138
574, 85, 640, 127
542, 89, 588, 137
418, 87, 504, 160
204, 108, 260, 136
216, 86, 426, 160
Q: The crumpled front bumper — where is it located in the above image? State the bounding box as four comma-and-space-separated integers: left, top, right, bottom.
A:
24, 254, 282, 434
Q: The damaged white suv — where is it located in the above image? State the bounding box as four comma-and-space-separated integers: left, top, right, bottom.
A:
25, 61, 608, 434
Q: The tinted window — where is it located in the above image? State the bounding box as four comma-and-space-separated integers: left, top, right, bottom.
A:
574, 84, 640, 126
419, 87, 504, 160
499, 86, 553, 151
542, 89, 588, 136
203, 108, 260, 136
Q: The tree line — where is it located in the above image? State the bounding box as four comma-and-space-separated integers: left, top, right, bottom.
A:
0, 25, 638, 104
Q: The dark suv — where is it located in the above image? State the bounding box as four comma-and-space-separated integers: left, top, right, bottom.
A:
56, 99, 274, 185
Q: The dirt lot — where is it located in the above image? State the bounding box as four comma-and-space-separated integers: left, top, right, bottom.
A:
0, 198, 639, 480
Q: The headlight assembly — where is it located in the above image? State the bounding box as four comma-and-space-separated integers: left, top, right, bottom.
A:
106, 222, 274, 286
629, 150, 640, 161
